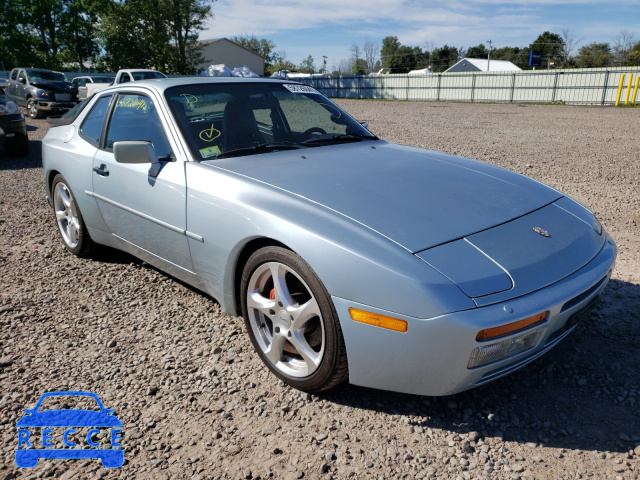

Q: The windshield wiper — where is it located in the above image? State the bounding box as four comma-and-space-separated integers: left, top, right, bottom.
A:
301, 134, 378, 146
214, 142, 301, 159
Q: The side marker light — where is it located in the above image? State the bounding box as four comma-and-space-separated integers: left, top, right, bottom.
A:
349, 308, 408, 333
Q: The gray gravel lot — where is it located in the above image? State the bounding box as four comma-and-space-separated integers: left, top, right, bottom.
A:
1, 101, 639, 480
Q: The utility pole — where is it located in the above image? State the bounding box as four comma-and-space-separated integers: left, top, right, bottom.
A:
487, 39, 492, 72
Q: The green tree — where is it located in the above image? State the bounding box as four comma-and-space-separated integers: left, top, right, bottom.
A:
170, 0, 213, 74
431, 45, 459, 72
491, 46, 529, 69
351, 58, 367, 75
529, 31, 565, 67
231, 35, 275, 73
270, 50, 296, 75
576, 42, 612, 68
380, 36, 401, 70
0, 0, 65, 69
627, 42, 640, 66
99, 0, 212, 74
0, 0, 40, 68
59, 0, 105, 70
380, 36, 427, 73
466, 44, 488, 59
298, 55, 315, 74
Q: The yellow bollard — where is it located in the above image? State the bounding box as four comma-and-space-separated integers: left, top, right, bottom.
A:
633, 77, 639, 105
625, 73, 633, 105
615, 74, 625, 106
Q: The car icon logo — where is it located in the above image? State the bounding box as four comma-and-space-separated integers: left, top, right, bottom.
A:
15, 391, 124, 468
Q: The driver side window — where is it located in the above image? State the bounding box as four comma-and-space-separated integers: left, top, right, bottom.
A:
105, 94, 173, 159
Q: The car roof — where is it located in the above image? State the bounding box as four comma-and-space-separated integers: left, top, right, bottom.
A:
103, 76, 291, 95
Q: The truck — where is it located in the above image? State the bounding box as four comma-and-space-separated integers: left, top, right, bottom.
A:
72, 75, 115, 100
113, 69, 167, 84
6, 68, 78, 119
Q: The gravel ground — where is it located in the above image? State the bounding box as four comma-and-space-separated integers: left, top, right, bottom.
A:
1, 101, 639, 480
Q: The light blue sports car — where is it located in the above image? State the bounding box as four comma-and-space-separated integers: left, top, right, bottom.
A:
42, 78, 616, 396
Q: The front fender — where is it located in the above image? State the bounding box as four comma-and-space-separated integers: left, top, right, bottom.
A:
185, 162, 475, 319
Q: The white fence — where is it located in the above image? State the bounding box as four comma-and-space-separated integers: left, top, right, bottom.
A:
304, 67, 640, 105
3, 67, 639, 105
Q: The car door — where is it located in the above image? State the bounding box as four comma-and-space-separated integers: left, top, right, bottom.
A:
7, 69, 18, 100
91, 91, 194, 272
16, 70, 28, 103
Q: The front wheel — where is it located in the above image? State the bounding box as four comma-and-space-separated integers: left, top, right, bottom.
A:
241, 246, 348, 392
52, 174, 95, 257
26, 98, 45, 119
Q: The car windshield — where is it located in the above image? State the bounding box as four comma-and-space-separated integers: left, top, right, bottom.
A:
165, 82, 377, 160
27, 70, 67, 82
132, 71, 166, 80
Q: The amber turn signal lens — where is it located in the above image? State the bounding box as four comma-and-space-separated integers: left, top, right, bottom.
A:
349, 308, 408, 333
476, 312, 548, 341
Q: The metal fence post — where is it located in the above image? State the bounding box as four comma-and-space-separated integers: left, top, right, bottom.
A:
510, 74, 516, 102
551, 72, 560, 102
437, 74, 442, 101
406, 75, 409, 101
601, 70, 610, 105
471, 74, 476, 102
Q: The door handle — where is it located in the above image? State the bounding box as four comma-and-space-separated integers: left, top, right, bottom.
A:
93, 164, 109, 176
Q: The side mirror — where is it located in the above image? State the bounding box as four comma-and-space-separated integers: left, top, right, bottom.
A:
113, 141, 161, 177
18, 77, 26, 84
360, 121, 369, 129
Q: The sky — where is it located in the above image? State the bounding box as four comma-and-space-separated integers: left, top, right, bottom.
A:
199, 0, 640, 71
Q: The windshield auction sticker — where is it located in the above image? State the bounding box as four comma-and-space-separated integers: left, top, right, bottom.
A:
283, 84, 320, 95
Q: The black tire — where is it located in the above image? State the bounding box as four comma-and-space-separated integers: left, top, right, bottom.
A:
4, 132, 29, 157
26, 97, 45, 119
51, 174, 95, 257
241, 246, 348, 392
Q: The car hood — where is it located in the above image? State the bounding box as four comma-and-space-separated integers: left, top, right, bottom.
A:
16, 410, 123, 427
31, 80, 76, 93
211, 141, 562, 252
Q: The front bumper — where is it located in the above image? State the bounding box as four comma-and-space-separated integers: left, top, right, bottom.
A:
35, 100, 76, 113
0, 116, 27, 136
336, 233, 616, 396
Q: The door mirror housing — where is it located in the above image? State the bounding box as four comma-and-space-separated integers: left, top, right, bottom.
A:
113, 141, 161, 177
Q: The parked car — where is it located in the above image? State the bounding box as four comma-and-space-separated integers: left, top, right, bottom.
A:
113, 69, 167, 85
41, 78, 616, 396
0, 93, 28, 156
72, 75, 115, 100
6, 68, 78, 119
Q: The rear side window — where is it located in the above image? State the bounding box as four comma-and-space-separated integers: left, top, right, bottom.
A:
79, 95, 113, 146
10, 70, 18, 81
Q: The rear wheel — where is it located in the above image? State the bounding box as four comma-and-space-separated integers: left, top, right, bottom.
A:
52, 174, 95, 257
241, 246, 348, 392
